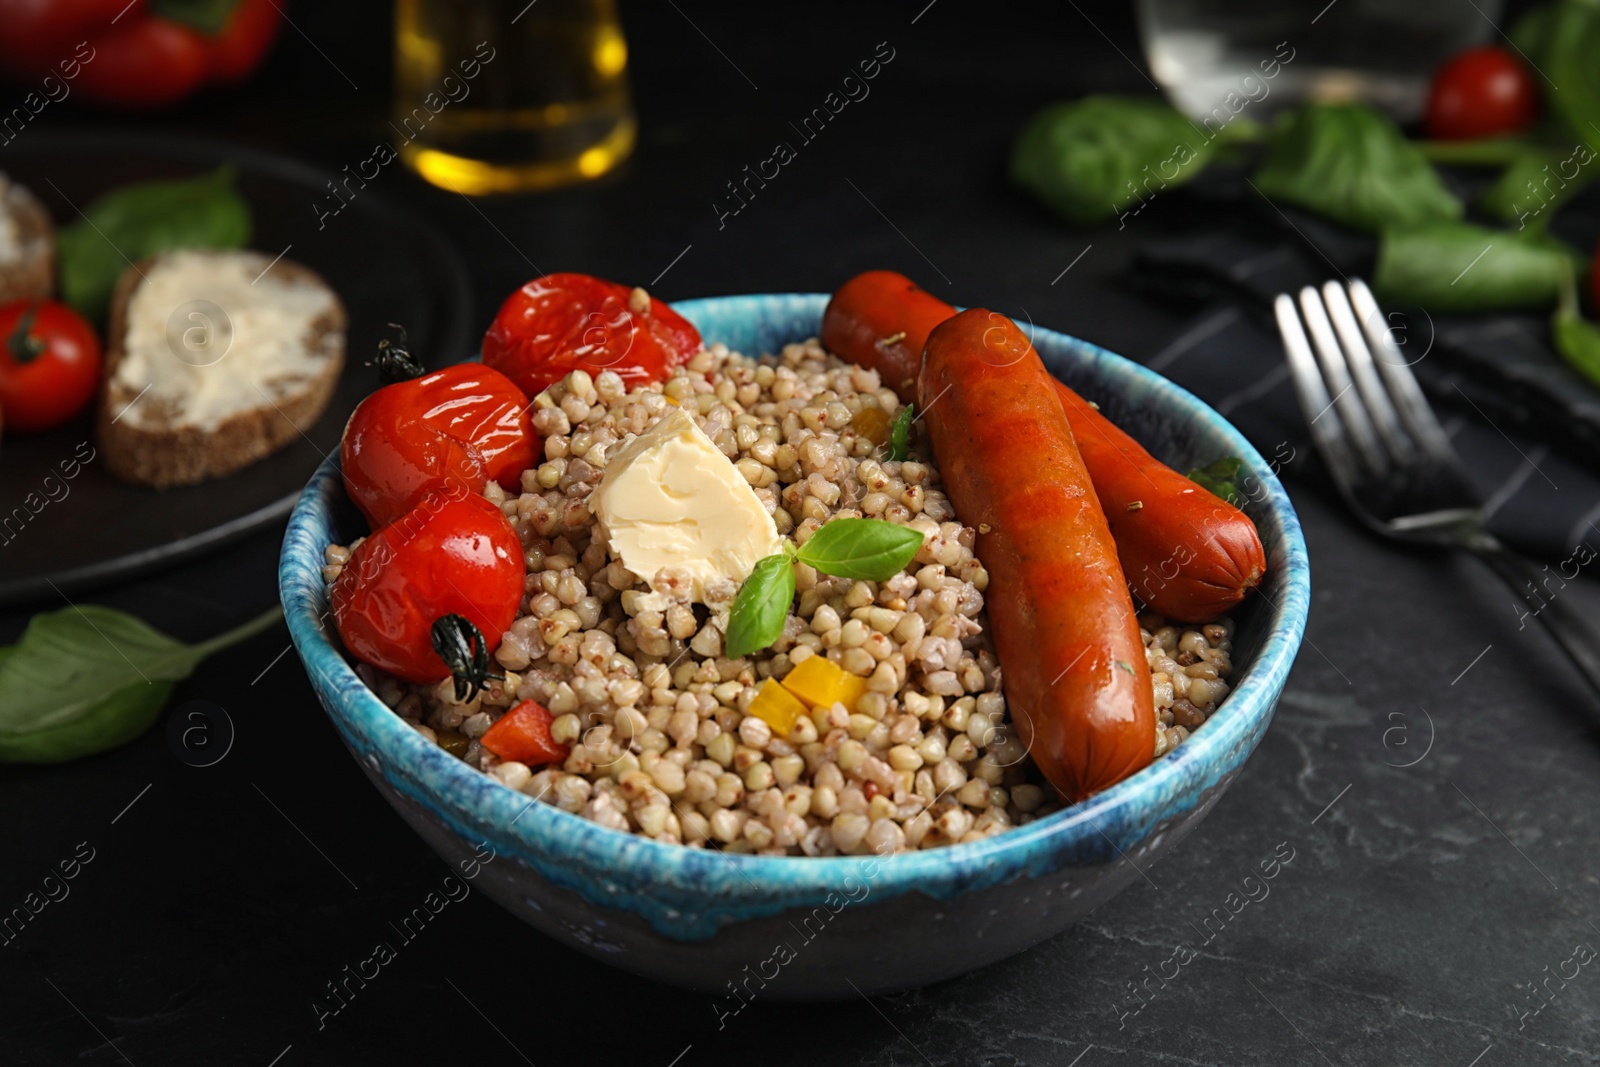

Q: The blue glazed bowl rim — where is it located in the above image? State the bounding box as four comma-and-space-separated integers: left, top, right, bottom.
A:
281, 292, 1309, 900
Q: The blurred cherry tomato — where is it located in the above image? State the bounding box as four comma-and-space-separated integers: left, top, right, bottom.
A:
73, 16, 212, 108
482, 273, 702, 399
0, 0, 282, 109
0, 0, 136, 70
341, 359, 538, 531
1426, 46, 1537, 140
331, 492, 524, 687
0, 300, 102, 434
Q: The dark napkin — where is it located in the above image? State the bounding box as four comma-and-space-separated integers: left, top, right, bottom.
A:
1125, 264, 1600, 562
1115, 167, 1600, 560
1134, 225, 1600, 464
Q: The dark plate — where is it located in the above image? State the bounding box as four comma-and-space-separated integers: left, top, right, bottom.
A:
0, 131, 473, 607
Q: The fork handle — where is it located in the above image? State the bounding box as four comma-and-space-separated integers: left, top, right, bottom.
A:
1466, 535, 1600, 700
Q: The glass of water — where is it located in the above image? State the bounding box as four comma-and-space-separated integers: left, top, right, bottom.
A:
1137, 0, 1503, 123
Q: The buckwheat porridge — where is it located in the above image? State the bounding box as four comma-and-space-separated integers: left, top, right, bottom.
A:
324, 339, 1236, 855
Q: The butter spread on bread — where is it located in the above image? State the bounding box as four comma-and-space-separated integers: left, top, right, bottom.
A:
97, 248, 346, 488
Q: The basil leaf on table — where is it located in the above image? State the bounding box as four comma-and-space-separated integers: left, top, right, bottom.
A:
1372, 223, 1584, 313
1187, 457, 1245, 506
58, 167, 252, 320
795, 517, 924, 581
1010, 96, 1234, 225
0, 604, 281, 764
724, 552, 796, 660
1478, 148, 1597, 228
1252, 104, 1461, 233
887, 403, 915, 462
1552, 315, 1600, 388
1509, 2, 1555, 58
1533, 0, 1600, 154
1552, 261, 1600, 389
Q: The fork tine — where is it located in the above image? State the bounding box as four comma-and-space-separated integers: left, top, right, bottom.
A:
1296, 286, 1389, 474
1321, 281, 1414, 466
1273, 293, 1367, 494
1346, 279, 1457, 462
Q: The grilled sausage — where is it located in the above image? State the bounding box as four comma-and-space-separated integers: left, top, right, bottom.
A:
920, 308, 1154, 801
822, 270, 1265, 621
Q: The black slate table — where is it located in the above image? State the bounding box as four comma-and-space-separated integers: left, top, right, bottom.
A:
6, 2, 1599, 1064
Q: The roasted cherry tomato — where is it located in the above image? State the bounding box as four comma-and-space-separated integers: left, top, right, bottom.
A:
1426, 46, 1537, 141
331, 492, 524, 687
482, 272, 702, 399
341, 344, 538, 530
481, 700, 569, 766
0, 300, 102, 434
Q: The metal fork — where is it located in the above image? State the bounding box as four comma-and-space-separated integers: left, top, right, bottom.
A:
1275, 278, 1600, 699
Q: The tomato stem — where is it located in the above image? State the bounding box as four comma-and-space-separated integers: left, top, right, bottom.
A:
430, 614, 503, 703
5, 303, 48, 365
370, 323, 426, 384
193, 605, 285, 657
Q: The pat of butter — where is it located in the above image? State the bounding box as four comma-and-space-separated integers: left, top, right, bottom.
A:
592, 407, 785, 606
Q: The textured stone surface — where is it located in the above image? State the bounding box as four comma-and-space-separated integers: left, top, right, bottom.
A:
4, 1, 1595, 1064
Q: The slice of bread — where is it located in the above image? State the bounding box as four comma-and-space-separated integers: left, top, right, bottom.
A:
96, 248, 346, 488
0, 173, 54, 304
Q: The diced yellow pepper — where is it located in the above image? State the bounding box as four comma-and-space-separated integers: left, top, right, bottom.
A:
749, 678, 809, 735
781, 654, 868, 714
850, 405, 892, 447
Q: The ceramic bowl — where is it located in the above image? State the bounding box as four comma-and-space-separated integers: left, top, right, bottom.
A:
279, 293, 1309, 999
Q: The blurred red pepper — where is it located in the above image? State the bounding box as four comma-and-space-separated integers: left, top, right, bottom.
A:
0, 0, 282, 108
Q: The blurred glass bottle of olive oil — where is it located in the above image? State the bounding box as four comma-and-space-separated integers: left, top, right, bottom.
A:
394, 0, 635, 194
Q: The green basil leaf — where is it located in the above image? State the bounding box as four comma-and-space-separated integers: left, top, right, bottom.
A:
1010, 96, 1227, 226
150, 0, 244, 34
1509, 3, 1554, 60
887, 403, 914, 462
1552, 314, 1600, 388
1373, 223, 1584, 313
1252, 103, 1461, 232
1534, 0, 1600, 155
0, 604, 281, 764
58, 168, 252, 321
1186, 457, 1244, 506
1552, 259, 1600, 389
1478, 148, 1597, 228
795, 517, 924, 581
724, 554, 795, 660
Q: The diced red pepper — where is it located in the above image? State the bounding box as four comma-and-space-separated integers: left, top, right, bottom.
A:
480, 700, 569, 767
